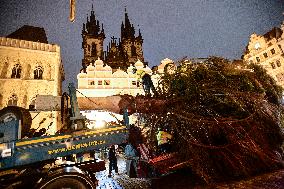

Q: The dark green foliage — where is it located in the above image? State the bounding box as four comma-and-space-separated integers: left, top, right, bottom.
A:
143, 57, 284, 183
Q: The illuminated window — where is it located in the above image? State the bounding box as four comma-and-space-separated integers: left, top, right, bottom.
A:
11, 64, 21, 78
271, 62, 276, 69
98, 80, 103, 85
271, 48, 275, 55
263, 52, 268, 58
256, 57, 260, 62
7, 94, 18, 106
34, 66, 43, 79
276, 60, 281, 67
104, 80, 110, 85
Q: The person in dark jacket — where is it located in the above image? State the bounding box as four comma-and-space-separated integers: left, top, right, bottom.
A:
108, 145, 118, 177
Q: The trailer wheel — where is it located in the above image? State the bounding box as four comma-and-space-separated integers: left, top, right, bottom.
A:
39, 177, 92, 189
0, 106, 32, 138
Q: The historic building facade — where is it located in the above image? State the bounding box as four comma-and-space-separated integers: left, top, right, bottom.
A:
0, 25, 65, 134
81, 6, 144, 72
243, 22, 284, 87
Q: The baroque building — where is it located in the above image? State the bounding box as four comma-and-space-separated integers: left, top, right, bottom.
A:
81, 6, 144, 72
0, 25, 65, 134
243, 22, 284, 87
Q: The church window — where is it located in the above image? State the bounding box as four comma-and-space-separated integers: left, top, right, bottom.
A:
98, 80, 103, 85
91, 43, 97, 56
34, 66, 43, 79
271, 48, 275, 55
88, 45, 90, 52
276, 60, 281, 67
7, 94, 18, 106
271, 62, 276, 69
131, 45, 137, 57
11, 64, 21, 78
263, 52, 268, 58
104, 80, 110, 85
256, 57, 260, 62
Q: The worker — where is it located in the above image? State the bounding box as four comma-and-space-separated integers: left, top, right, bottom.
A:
108, 145, 118, 177
133, 68, 156, 96
156, 128, 173, 154
125, 141, 139, 177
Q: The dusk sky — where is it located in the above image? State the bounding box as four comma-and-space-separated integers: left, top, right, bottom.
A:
0, 0, 283, 90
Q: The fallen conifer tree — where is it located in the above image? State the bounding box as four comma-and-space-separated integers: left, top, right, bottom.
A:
135, 57, 284, 183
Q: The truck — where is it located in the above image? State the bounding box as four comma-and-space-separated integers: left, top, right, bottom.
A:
0, 83, 128, 189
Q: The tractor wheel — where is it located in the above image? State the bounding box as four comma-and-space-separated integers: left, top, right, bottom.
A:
0, 106, 32, 138
38, 177, 94, 189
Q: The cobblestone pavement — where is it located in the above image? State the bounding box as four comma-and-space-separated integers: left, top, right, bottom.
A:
87, 152, 284, 189
94, 152, 151, 189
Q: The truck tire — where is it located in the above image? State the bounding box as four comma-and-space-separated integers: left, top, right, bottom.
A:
39, 177, 91, 189
0, 106, 32, 138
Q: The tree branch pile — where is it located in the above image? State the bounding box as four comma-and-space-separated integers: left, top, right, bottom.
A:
138, 57, 284, 183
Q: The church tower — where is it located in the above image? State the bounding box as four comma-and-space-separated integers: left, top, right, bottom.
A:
104, 8, 144, 71
120, 8, 144, 64
81, 5, 105, 70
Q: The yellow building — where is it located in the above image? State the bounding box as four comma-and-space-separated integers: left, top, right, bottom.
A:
0, 25, 65, 134
243, 22, 284, 87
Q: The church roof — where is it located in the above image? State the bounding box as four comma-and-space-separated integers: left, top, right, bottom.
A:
7, 25, 48, 43
263, 27, 282, 41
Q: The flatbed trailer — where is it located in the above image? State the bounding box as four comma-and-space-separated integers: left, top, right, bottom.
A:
0, 115, 128, 189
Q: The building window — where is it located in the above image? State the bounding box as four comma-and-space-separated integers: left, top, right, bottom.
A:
7, 94, 18, 106
131, 45, 137, 57
11, 64, 21, 78
263, 52, 268, 58
271, 62, 276, 69
132, 81, 136, 86
98, 80, 103, 85
91, 43, 97, 56
89, 80, 95, 85
271, 48, 275, 55
104, 80, 110, 85
256, 57, 260, 62
276, 60, 281, 67
276, 73, 284, 82
34, 66, 43, 79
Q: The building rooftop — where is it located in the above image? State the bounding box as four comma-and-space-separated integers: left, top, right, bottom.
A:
7, 25, 48, 43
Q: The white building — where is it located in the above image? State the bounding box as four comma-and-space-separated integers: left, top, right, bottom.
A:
76, 58, 174, 128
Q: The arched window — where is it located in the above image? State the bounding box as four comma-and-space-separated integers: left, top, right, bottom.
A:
7, 94, 18, 106
34, 66, 43, 79
276, 60, 281, 67
91, 43, 97, 56
131, 45, 137, 57
11, 64, 22, 78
